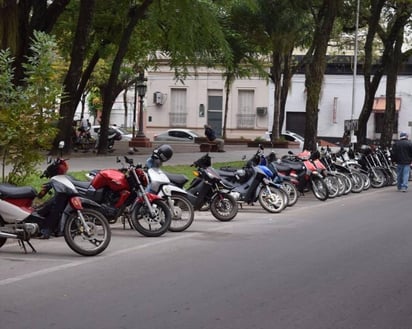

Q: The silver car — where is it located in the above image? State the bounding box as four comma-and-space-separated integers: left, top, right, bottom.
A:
154, 129, 199, 143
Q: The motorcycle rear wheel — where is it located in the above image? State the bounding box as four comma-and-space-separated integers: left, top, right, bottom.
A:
131, 199, 172, 237
168, 194, 195, 232
210, 193, 238, 222
64, 208, 111, 256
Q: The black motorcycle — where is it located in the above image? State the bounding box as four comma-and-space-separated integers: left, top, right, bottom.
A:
166, 154, 239, 222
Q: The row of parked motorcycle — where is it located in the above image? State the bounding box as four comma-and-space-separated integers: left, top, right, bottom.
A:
0, 141, 399, 257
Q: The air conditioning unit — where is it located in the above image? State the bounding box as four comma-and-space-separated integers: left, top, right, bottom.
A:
256, 107, 267, 116
153, 91, 164, 105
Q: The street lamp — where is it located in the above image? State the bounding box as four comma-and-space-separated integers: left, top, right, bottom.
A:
132, 81, 138, 138
136, 81, 147, 137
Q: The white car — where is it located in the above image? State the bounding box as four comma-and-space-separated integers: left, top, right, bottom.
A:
90, 125, 133, 141
263, 130, 305, 149
154, 129, 199, 143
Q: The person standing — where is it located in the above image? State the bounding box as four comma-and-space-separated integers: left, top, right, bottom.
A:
391, 131, 412, 192
204, 124, 225, 152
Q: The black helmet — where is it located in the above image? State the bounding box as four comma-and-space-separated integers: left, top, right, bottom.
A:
152, 144, 173, 162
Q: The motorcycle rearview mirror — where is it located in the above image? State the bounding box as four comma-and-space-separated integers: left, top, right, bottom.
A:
58, 140, 65, 157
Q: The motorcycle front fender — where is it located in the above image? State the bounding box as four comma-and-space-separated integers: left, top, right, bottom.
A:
160, 184, 188, 197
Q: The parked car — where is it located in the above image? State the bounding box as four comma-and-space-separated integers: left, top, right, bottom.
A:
90, 125, 133, 141
263, 130, 305, 149
154, 129, 199, 143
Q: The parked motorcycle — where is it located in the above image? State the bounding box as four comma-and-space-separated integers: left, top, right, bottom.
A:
167, 153, 238, 221
0, 145, 111, 256
277, 150, 329, 201
260, 151, 299, 207
145, 145, 195, 232
217, 146, 287, 213
69, 156, 172, 237
72, 126, 121, 152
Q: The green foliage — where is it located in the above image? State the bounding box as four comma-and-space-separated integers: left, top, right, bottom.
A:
0, 31, 63, 184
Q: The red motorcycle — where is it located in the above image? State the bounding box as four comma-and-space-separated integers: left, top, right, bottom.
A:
68, 156, 172, 237
276, 150, 329, 201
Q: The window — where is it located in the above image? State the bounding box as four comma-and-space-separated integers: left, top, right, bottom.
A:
170, 88, 187, 127
237, 90, 255, 128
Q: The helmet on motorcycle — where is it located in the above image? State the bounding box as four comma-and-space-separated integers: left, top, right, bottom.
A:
152, 144, 173, 162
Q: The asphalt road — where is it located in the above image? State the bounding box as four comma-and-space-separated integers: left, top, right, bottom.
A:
1, 184, 412, 329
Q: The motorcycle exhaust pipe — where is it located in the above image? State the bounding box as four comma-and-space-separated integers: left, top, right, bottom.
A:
0, 231, 19, 239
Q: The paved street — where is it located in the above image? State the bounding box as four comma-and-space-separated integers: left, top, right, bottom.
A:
2, 183, 412, 329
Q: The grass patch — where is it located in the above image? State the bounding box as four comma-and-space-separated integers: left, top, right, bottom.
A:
19, 160, 247, 191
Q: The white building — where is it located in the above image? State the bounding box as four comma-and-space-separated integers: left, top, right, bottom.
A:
104, 57, 412, 143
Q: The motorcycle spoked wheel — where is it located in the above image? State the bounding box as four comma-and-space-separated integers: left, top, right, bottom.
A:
64, 208, 111, 256
0, 219, 7, 248
258, 185, 286, 213
310, 176, 329, 201
323, 175, 340, 198
349, 171, 364, 193
360, 172, 371, 190
168, 194, 195, 232
281, 181, 298, 207
131, 199, 172, 237
369, 168, 386, 188
210, 193, 238, 222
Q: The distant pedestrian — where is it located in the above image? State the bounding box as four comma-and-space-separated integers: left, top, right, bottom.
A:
391, 131, 412, 192
204, 124, 225, 152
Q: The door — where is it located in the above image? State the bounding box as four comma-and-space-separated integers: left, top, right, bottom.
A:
207, 92, 223, 137
286, 112, 306, 136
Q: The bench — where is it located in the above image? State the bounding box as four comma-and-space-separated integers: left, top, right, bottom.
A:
199, 142, 219, 152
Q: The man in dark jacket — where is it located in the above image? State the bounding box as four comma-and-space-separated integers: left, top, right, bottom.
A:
391, 131, 412, 192
204, 124, 225, 152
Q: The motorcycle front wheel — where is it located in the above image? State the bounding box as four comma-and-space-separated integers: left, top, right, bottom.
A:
258, 185, 286, 213
311, 176, 329, 201
131, 199, 172, 237
282, 181, 298, 207
168, 194, 195, 232
64, 208, 111, 256
210, 193, 238, 222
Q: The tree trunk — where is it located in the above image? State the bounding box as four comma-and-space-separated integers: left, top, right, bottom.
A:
55, 0, 96, 153
270, 50, 281, 141
380, 29, 403, 148
222, 75, 232, 140
97, 0, 152, 154
304, 0, 340, 151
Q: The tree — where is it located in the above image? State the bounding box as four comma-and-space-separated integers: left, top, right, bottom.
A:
303, 0, 342, 151
0, 32, 62, 183
355, 0, 412, 147
0, 0, 69, 85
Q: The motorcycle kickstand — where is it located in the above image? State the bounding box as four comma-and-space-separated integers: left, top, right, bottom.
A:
18, 239, 37, 254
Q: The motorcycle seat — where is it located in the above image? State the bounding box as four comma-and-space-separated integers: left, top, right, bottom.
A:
275, 161, 304, 172
0, 184, 37, 199
66, 176, 91, 189
164, 172, 188, 188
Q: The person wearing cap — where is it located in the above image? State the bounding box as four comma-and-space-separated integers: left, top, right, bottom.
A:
391, 131, 412, 192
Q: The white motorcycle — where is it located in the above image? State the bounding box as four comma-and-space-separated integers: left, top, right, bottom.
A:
145, 145, 195, 232
0, 144, 111, 256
